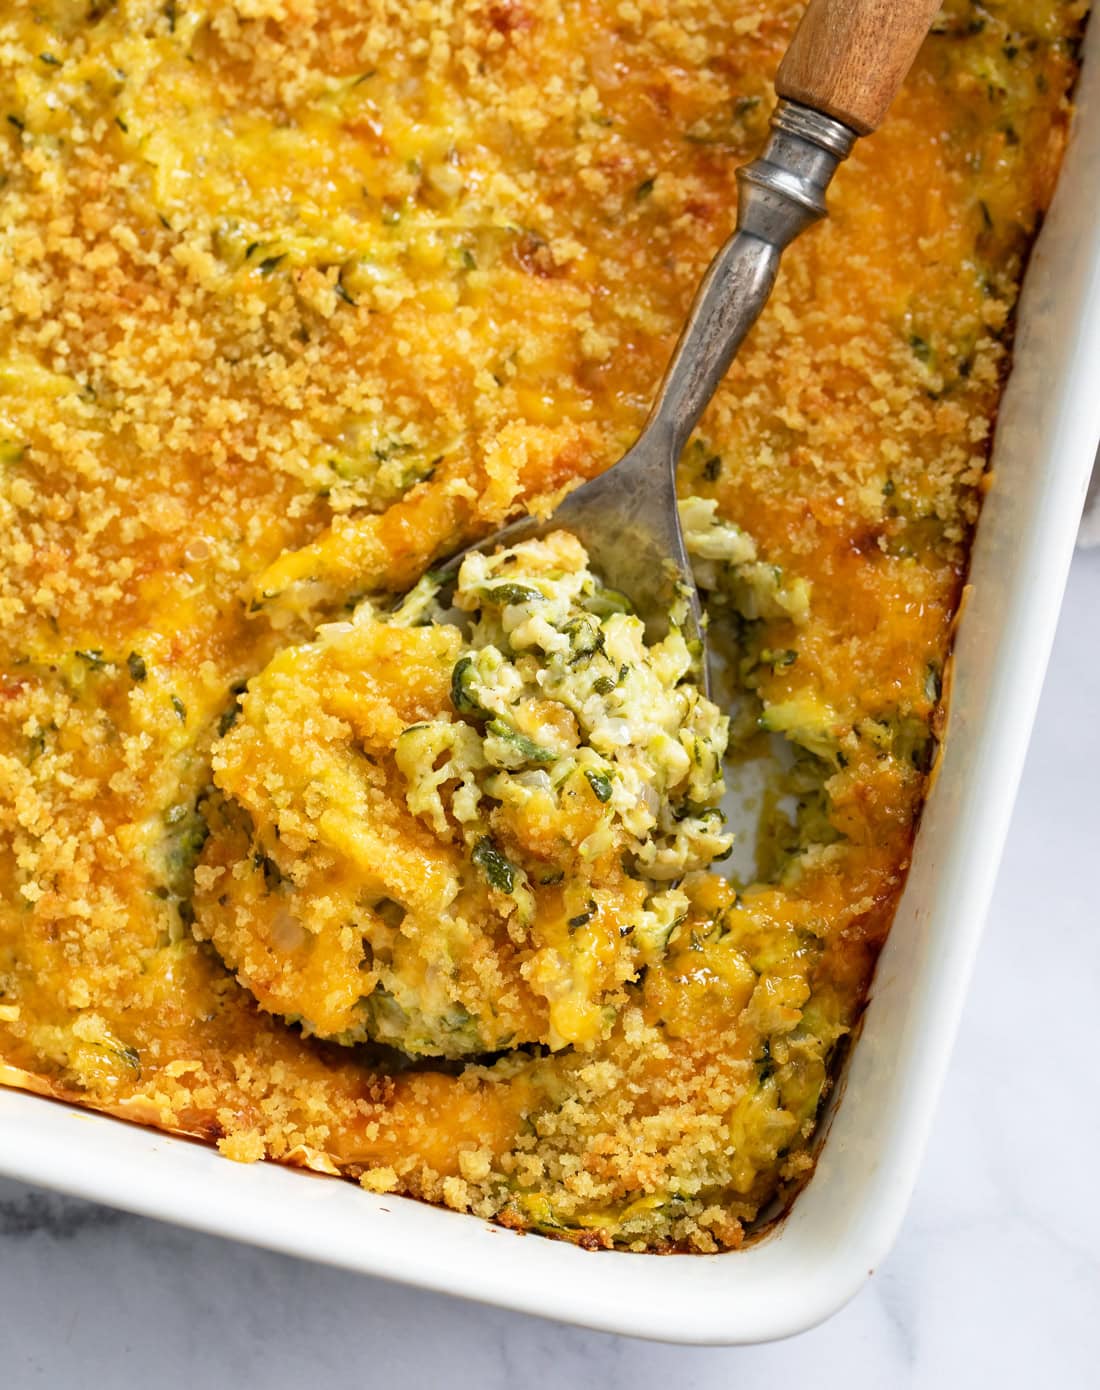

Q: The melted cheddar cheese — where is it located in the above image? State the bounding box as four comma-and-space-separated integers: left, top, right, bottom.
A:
0, 0, 1086, 1251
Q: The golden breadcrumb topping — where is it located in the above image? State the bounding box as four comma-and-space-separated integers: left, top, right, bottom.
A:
0, 0, 1086, 1251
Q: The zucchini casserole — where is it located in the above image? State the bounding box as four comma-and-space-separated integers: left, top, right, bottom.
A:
0, 0, 1086, 1251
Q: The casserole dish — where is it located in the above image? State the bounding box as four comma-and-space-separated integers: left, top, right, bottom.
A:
1, 19, 1098, 1346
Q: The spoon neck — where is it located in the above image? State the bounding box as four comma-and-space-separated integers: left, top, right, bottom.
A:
640, 99, 858, 460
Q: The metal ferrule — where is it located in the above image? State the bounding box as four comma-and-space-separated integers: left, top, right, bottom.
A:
735, 100, 858, 246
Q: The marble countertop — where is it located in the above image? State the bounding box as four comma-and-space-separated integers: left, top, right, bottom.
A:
3, 547, 1097, 1389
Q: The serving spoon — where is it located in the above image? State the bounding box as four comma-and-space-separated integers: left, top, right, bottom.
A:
438, 0, 942, 685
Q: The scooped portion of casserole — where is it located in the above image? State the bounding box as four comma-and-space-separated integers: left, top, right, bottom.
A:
0, 0, 1087, 1251
195, 532, 730, 1057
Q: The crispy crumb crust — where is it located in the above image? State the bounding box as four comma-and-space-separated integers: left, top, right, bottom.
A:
0, 0, 1087, 1252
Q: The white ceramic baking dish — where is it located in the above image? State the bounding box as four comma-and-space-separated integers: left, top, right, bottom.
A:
2, 30, 1098, 1346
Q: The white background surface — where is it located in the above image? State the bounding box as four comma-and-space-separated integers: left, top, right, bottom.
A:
1, 547, 1096, 1388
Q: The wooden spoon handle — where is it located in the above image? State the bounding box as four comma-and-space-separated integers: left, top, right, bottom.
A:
775, 0, 942, 135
